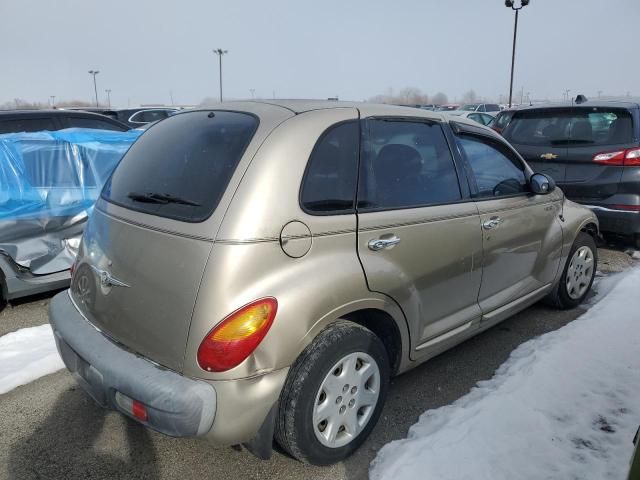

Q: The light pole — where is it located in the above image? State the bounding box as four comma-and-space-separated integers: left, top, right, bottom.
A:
105, 89, 112, 108
249, 88, 255, 99
212, 49, 228, 102
505, 0, 530, 108
50, 96, 56, 108
88, 70, 100, 107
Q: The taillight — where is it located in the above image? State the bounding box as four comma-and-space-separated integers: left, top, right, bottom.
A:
593, 147, 640, 166
197, 298, 278, 372
611, 204, 640, 212
624, 147, 640, 166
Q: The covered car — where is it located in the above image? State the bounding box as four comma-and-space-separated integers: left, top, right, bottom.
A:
0, 128, 142, 303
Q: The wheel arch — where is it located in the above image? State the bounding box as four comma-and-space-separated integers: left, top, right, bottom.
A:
301, 298, 411, 377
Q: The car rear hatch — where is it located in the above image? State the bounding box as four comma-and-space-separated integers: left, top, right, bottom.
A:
69, 110, 260, 372
503, 108, 571, 182
562, 107, 635, 203
505, 107, 636, 203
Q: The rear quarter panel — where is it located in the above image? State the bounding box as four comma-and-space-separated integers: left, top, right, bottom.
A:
183, 107, 411, 380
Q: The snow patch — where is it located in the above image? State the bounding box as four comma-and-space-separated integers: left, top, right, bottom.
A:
371, 267, 640, 480
0, 324, 64, 395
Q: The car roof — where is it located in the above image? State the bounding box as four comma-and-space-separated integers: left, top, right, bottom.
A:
199, 99, 452, 121
514, 100, 640, 112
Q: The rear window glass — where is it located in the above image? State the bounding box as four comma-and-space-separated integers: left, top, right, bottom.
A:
505, 108, 634, 147
101, 110, 257, 222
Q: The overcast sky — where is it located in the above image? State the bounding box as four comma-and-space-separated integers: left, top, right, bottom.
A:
1, 0, 638, 107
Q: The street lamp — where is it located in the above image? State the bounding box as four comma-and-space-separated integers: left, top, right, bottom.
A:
105, 89, 112, 108
505, 0, 530, 108
212, 49, 228, 102
88, 70, 100, 107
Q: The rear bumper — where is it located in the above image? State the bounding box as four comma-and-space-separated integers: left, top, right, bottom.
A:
583, 205, 640, 236
49, 292, 216, 437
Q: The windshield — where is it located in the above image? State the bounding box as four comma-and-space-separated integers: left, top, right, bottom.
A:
460, 104, 480, 111
101, 110, 258, 222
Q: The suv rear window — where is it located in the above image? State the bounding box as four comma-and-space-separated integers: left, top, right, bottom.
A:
101, 110, 257, 222
505, 108, 634, 147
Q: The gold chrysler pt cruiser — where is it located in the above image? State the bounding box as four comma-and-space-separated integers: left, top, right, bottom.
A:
49, 100, 599, 465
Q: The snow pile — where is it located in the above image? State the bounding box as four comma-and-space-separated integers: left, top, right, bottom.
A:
372, 268, 640, 480
0, 324, 64, 395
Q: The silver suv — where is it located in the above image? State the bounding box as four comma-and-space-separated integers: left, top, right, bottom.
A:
49, 100, 598, 465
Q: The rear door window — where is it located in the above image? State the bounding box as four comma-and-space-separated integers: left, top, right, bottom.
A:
358, 119, 461, 210
101, 110, 258, 222
300, 121, 358, 214
130, 110, 169, 124
457, 135, 527, 198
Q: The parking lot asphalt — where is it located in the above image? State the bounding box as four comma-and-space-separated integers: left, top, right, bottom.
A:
0, 247, 635, 480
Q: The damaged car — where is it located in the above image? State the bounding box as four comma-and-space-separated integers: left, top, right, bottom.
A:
50, 101, 599, 465
0, 128, 141, 305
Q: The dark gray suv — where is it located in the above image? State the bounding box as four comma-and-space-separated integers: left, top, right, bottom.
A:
503, 101, 640, 246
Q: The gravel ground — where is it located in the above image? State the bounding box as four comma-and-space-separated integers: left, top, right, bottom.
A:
0, 247, 635, 480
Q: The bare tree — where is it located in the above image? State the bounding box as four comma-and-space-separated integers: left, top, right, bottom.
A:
461, 89, 478, 104
431, 92, 448, 105
369, 87, 431, 105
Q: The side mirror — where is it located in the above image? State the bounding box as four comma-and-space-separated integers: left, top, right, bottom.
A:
530, 173, 556, 195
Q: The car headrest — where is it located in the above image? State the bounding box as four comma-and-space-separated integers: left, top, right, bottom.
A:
374, 144, 422, 180
571, 120, 593, 141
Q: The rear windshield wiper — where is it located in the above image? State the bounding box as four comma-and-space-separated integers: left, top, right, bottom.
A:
127, 192, 201, 206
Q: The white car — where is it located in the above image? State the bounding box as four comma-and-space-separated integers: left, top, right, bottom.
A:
446, 110, 496, 126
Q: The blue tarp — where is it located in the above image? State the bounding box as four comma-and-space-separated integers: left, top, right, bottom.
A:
0, 128, 142, 274
0, 128, 142, 220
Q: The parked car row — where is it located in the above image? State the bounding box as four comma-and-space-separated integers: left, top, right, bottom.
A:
0, 109, 130, 134
48, 100, 599, 466
0, 106, 181, 135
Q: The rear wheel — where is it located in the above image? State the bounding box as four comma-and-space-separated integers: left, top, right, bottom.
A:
547, 232, 597, 309
275, 321, 389, 465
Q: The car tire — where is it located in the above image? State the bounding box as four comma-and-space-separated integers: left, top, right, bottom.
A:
546, 232, 597, 309
275, 320, 390, 465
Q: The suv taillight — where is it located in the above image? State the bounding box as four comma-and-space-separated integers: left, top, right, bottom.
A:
197, 298, 278, 372
593, 147, 640, 166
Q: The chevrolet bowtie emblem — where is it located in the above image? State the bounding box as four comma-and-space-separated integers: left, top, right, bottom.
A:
90, 265, 130, 288
540, 153, 558, 160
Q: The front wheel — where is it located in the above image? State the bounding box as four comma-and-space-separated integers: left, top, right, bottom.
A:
275, 321, 389, 465
547, 232, 597, 309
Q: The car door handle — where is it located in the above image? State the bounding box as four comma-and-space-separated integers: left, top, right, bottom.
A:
368, 236, 401, 251
483, 216, 503, 230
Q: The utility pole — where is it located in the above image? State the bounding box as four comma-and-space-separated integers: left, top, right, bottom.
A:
105, 89, 112, 108
212, 49, 228, 102
505, 0, 530, 108
563, 89, 571, 103
88, 70, 100, 107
